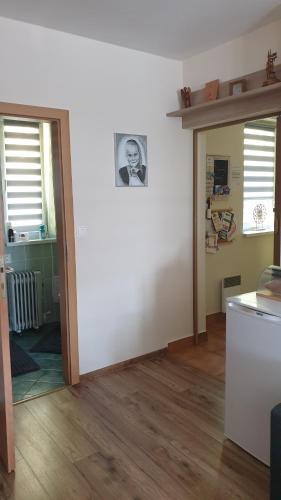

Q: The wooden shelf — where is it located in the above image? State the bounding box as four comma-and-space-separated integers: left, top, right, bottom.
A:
167, 82, 281, 130
218, 239, 233, 245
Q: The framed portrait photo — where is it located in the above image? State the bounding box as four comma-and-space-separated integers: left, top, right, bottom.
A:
114, 133, 148, 187
229, 79, 246, 96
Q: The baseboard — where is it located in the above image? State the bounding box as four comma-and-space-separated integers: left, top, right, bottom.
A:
81, 331, 210, 380
81, 348, 167, 380
167, 331, 207, 353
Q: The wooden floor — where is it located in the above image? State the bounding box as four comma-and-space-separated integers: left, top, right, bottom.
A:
170, 313, 226, 381
0, 315, 269, 499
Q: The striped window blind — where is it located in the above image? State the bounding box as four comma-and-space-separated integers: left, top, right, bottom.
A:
243, 120, 276, 233
3, 119, 44, 231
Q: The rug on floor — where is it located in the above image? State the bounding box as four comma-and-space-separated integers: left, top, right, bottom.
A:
30, 322, 62, 354
10, 338, 40, 377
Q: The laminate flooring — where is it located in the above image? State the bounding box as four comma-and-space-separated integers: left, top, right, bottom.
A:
0, 315, 269, 499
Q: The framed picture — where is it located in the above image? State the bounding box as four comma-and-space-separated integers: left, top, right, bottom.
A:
206, 154, 230, 198
204, 79, 219, 101
229, 79, 246, 96
114, 133, 148, 187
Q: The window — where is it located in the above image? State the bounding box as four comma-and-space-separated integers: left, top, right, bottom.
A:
1, 118, 56, 240
243, 120, 276, 234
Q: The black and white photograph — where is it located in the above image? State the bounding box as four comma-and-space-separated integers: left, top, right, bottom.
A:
114, 133, 148, 187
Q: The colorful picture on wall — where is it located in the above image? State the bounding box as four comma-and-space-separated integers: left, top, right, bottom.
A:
114, 133, 148, 187
206, 154, 230, 198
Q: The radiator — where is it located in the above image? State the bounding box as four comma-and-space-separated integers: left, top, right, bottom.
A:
7, 271, 43, 333
221, 275, 241, 313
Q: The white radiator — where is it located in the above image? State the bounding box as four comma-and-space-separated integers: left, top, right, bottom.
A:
7, 271, 43, 333
221, 275, 241, 313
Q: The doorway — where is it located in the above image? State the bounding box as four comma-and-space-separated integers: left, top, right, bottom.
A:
193, 114, 281, 344
203, 117, 276, 339
1, 117, 64, 403
0, 102, 79, 473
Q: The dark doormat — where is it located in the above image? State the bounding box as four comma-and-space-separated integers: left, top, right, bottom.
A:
30, 322, 62, 354
10, 338, 40, 377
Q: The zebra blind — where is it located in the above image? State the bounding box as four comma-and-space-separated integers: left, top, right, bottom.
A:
3, 119, 44, 231
243, 120, 276, 233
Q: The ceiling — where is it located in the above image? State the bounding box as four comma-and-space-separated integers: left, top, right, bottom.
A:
0, 0, 281, 60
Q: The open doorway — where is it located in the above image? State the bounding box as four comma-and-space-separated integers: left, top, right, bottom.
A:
1, 117, 64, 403
198, 116, 277, 377
0, 102, 79, 473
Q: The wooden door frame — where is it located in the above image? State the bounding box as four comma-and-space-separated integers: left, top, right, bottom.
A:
0, 101, 79, 471
193, 112, 281, 344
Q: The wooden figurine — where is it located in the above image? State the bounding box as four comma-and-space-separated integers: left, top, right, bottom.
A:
181, 86, 191, 108
263, 50, 280, 86
204, 79, 219, 101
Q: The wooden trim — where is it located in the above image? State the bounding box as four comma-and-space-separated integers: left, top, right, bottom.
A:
51, 119, 79, 385
196, 111, 280, 134
0, 200, 15, 473
193, 131, 198, 345
0, 101, 69, 121
274, 116, 281, 265
81, 349, 167, 380
168, 331, 208, 353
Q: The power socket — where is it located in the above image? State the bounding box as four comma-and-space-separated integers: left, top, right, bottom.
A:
4, 254, 11, 265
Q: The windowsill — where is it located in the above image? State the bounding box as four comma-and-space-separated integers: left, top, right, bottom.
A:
5, 237, 57, 247
243, 230, 274, 237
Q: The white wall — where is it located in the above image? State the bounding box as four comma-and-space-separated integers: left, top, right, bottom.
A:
183, 18, 281, 89
0, 17, 193, 373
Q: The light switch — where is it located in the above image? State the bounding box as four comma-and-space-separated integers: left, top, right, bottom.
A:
77, 226, 88, 239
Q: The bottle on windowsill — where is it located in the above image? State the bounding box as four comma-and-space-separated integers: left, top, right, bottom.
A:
39, 223, 47, 240
7, 222, 15, 243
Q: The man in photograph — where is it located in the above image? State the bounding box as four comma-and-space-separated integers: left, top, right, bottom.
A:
119, 139, 146, 186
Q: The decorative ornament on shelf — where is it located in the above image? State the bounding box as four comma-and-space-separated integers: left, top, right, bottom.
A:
262, 50, 280, 87
253, 203, 267, 230
180, 86, 191, 108
204, 79, 219, 101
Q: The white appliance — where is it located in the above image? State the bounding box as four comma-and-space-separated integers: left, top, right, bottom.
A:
225, 292, 281, 466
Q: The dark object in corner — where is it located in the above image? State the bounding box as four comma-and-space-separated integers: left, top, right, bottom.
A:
30, 322, 62, 354
10, 338, 40, 377
263, 50, 280, 87
271, 403, 281, 499
181, 86, 191, 108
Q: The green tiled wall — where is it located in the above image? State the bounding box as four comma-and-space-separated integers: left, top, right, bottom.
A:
5, 242, 60, 323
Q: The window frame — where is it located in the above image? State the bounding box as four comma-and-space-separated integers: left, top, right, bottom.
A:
0, 118, 50, 243
242, 120, 276, 236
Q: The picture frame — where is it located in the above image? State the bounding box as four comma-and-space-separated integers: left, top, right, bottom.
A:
204, 79, 219, 101
206, 154, 231, 199
229, 79, 247, 96
114, 133, 148, 187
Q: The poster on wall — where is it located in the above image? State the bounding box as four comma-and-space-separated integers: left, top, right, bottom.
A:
114, 133, 148, 187
206, 155, 230, 198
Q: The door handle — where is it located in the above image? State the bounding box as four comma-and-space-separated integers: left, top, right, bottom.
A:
0, 256, 6, 299
275, 214, 279, 234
